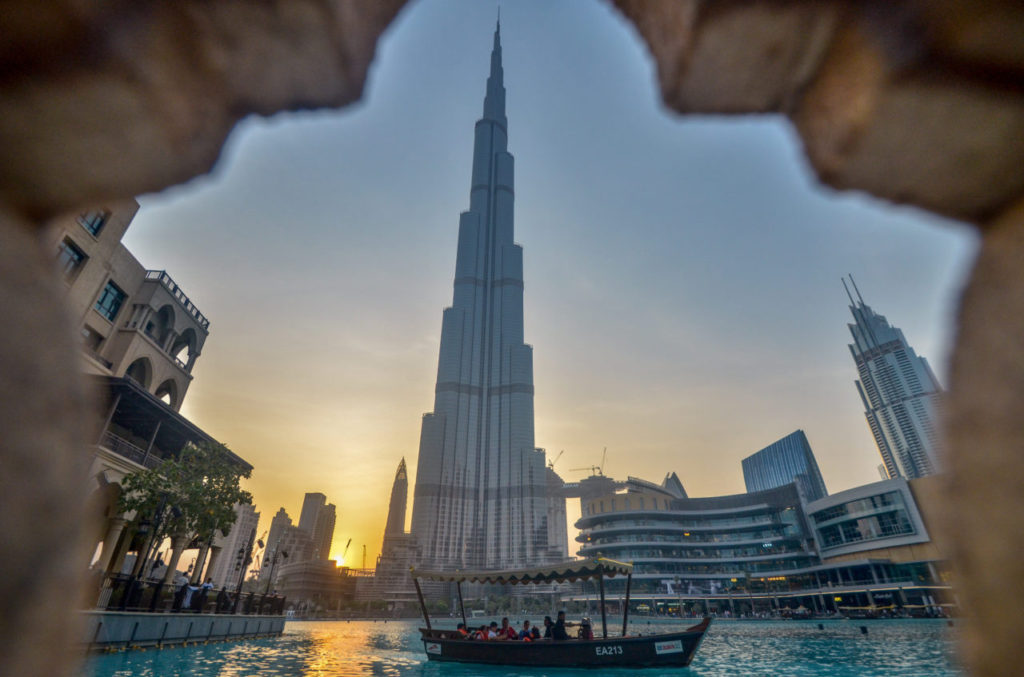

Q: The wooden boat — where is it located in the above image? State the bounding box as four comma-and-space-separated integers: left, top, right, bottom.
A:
411, 557, 711, 668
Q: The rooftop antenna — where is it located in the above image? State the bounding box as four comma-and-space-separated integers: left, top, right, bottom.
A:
841, 276, 856, 306
849, 274, 867, 305
845, 274, 881, 350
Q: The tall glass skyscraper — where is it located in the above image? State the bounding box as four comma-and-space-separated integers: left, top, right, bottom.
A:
844, 277, 944, 479
409, 22, 554, 569
742, 430, 828, 502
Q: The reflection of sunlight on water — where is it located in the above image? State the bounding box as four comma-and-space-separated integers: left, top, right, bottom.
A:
80, 619, 963, 677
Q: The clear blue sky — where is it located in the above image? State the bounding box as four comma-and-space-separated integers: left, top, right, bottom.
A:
123, 0, 977, 563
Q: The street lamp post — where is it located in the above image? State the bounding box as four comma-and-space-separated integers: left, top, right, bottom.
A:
231, 527, 256, 614
264, 548, 289, 595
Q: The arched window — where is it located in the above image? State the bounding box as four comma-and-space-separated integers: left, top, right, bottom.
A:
145, 305, 175, 346
154, 379, 179, 409
124, 357, 152, 389
169, 328, 198, 368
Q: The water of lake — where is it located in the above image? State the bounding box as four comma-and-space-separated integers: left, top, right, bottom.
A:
80, 618, 962, 676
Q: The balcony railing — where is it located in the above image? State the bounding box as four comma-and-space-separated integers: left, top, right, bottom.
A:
99, 431, 163, 469
145, 270, 210, 329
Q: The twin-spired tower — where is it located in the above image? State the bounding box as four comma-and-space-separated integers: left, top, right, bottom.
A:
409, 21, 559, 570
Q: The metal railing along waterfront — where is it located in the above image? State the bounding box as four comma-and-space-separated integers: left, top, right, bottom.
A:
96, 574, 286, 616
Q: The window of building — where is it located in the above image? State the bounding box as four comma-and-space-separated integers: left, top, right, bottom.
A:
56, 237, 87, 280
77, 210, 110, 236
95, 281, 126, 321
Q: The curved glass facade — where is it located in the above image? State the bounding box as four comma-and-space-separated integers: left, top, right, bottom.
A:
576, 483, 819, 594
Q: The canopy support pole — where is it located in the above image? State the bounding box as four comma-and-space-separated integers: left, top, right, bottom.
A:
622, 572, 632, 637
457, 581, 467, 628
413, 575, 431, 631
598, 566, 608, 638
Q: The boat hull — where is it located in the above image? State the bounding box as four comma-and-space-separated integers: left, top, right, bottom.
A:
419, 618, 710, 668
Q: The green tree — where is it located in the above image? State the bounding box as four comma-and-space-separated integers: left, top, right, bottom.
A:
119, 440, 253, 547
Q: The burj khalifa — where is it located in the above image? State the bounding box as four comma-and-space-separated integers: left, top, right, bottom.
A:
409, 21, 558, 570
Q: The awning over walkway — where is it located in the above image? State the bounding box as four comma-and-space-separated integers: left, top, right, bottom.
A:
412, 557, 632, 585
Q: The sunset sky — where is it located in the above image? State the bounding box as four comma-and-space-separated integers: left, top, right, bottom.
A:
122, 0, 977, 566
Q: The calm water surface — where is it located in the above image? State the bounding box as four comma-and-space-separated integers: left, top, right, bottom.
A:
80, 618, 962, 676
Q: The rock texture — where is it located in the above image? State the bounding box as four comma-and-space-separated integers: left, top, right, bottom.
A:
0, 0, 407, 220
611, 2, 1024, 674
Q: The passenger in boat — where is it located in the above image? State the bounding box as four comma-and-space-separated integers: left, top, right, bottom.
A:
498, 617, 518, 640
456, 623, 469, 638
577, 617, 594, 640
518, 620, 533, 640
472, 625, 488, 640
487, 621, 499, 639
552, 610, 570, 641
530, 625, 541, 640
542, 616, 554, 639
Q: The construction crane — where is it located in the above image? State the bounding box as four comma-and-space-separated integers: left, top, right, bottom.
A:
548, 449, 564, 470
569, 447, 608, 476
341, 538, 352, 563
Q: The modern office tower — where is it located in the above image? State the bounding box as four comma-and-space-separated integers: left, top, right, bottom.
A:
372, 459, 418, 603
298, 493, 326, 535
266, 508, 292, 555
208, 503, 260, 588
260, 508, 293, 582
312, 503, 336, 561
844, 277, 944, 479
384, 459, 409, 538
410, 21, 554, 570
742, 430, 828, 502
297, 493, 335, 560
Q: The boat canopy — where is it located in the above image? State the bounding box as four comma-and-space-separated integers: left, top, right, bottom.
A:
411, 557, 632, 585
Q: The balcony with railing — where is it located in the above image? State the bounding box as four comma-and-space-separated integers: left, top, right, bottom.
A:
144, 270, 210, 329
99, 431, 163, 469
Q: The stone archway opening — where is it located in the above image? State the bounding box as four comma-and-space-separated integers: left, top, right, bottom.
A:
124, 357, 153, 390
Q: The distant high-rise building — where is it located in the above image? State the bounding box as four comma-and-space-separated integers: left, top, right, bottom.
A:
372, 459, 418, 604
409, 21, 556, 569
266, 508, 292, 555
208, 503, 260, 588
742, 430, 828, 502
312, 503, 336, 560
297, 492, 335, 560
260, 507, 293, 582
844, 277, 944, 479
384, 459, 408, 538
298, 493, 326, 535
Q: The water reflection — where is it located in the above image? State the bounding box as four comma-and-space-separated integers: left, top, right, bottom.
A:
81, 619, 961, 677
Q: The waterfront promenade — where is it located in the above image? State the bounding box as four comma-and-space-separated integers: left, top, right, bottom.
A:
79, 618, 961, 676
83, 573, 287, 650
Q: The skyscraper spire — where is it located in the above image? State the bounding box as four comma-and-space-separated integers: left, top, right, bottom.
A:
483, 15, 506, 125
410, 23, 564, 570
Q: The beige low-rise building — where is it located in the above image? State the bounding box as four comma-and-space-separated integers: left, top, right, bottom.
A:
50, 200, 252, 592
